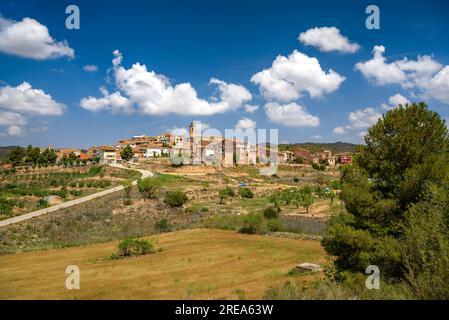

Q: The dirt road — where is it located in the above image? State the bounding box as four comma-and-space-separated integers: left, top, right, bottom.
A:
0, 165, 152, 228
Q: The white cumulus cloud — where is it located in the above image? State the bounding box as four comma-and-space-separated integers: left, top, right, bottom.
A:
348, 107, 382, 129
355, 45, 449, 105
80, 87, 132, 114
298, 27, 360, 53
333, 126, 346, 134
251, 50, 345, 102
425, 66, 449, 104
0, 82, 65, 115
333, 107, 382, 139
0, 110, 27, 126
0, 82, 65, 136
355, 46, 406, 86
244, 104, 259, 113
83, 64, 98, 72
7, 125, 22, 136
80, 50, 252, 115
381, 93, 410, 110
0, 15, 74, 60
235, 117, 256, 130
264, 102, 319, 127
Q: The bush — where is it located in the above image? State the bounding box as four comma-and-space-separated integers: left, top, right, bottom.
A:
263, 206, 279, 219
36, 198, 48, 208
164, 190, 188, 207
401, 186, 449, 299
267, 219, 283, 232
122, 179, 132, 198
70, 190, 83, 197
218, 187, 235, 204
154, 218, 171, 233
293, 177, 299, 183
239, 213, 265, 234
238, 187, 254, 199
137, 176, 162, 198
0, 201, 13, 216
58, 187, 68, 199
330, 180, 341, 190
201, 181, 209, 191
117, 238, 155, 258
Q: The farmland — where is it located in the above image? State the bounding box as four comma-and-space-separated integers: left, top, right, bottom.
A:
0, 161, 339, 299
0, 165, 141, 220
0, 229, 324, 300
0, 163, 338, 254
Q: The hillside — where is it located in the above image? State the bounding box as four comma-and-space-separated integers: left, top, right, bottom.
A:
0, 229, 324, 299
0, 146, 16, 159
279, 142, 358, 154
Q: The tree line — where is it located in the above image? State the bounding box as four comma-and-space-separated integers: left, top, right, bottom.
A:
4, 145, 98, 167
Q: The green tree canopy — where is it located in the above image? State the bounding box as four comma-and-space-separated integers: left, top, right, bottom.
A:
121, 145, 133, 162
323, 103, 449, 278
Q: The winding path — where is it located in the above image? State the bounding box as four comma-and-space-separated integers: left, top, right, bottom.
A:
0, 164, 153, 228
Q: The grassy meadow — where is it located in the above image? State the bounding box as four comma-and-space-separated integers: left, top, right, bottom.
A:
0, 229, 324, 300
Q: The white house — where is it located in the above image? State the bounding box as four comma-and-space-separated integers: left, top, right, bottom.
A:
144, 146, 169, 157
99, 147, 117, 164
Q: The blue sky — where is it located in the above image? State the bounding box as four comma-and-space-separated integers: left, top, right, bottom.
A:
0, 0, 449, 148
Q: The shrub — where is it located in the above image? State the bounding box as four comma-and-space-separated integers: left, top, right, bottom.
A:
218, 187, 235, 204
164, 190, 188, 207
238, 187, 254, 200
293, 177, 299, 183
58, 187, 68, 199
70, 190, 83, 197
267, 219, 283, 232
98, 180, 111, 188
154, 218, 171, 233
268, 193, 282, 212
137, 176, 162, 198
330, 180, 341, 190
263, 206, 279, 219
0, 202, 13, 216
239, 213, 265, 234
117, 238, 155, 257
36, 198, 48, 208
401, 187, 449, 299
122, 179, 132, 198
201, 181, 209, 191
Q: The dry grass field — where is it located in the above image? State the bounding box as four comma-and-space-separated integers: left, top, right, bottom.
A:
0, 229, 324, 300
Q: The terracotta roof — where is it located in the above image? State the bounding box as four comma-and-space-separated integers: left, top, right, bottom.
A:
78, 153, 91, 160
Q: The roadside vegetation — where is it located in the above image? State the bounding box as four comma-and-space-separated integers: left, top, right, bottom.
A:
0, 165, 141, 220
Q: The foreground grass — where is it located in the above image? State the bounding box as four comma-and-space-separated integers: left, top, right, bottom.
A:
0, 229, 324, 299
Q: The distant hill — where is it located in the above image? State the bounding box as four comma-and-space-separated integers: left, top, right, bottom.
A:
279, 142, 359, 154
0, 146, 17, 159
